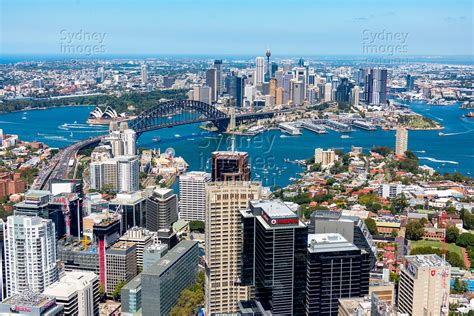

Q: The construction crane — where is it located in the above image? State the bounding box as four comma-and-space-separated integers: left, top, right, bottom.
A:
441, 210, 449, 315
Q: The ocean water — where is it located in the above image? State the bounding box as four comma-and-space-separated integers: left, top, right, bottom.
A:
0, 102, 472, 188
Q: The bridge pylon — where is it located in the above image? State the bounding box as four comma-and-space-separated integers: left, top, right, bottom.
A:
226, 97, 236, 133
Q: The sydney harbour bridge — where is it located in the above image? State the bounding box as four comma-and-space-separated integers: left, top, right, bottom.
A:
33, 99, 284, 190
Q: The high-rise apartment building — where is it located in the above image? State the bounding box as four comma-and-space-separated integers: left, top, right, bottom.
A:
314, 148, 336, 168
352, 85, 361, 106
255, 57, 265, 87
395, 127, 408, 156
140, 64, 148, 84
145, 188, 178, 231
43, 271, 100, 316
4, 215, 58, 297
90, 156, 139, 192
105, 241, 137, 296
240, 200, 307, 315
306, 233, 371, 316
205, 181, 261, 314
324, 82, 333, 102
211, 150, 250, 182
179, 171, 210, 221
398, 254, 450, 316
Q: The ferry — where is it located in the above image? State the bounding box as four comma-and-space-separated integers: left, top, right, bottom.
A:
340, 135, 350, 139
152, 137, 161, 142
278, 123, 302, 136
438, 132, 445, 136
467, 112, 474, 118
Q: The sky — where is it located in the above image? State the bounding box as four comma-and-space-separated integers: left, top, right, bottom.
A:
1, 0, 472, 57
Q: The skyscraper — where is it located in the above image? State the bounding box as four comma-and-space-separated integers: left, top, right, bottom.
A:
240, 200, 307, 315
226, 73, 244, 107
395, 127, 408, 156
206, 68, 217, 102
205, 181, 262, 314
105, 241, 137, 296
306, 233, 371, 316
255, 57, 265, 87
211, 150, 250, 182
314, 148, 336, 168
4, 215, 58, 297
290, 79, 304, 106
214, 60, 223, 97
352, 85, 361, 106
365, 68, 388, 105
179, 171, 210, 221
324, 82, 332, 102
335, 77, 354, 103
145, 188, 178, 231
406, 74, 415, 91
141, 64, 148, 84
398, 254, 450, 316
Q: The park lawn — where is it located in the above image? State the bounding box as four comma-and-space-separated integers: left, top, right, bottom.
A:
411, 240, 464, 258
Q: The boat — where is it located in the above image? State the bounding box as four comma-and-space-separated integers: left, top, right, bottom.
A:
174, 134, 181, 138
152, 137, 161, 142
340, 135, 350, 139
289, 177, 297, 181
438, 132, 445, 136
21, 116, 27, 120
467, 112, 474, 118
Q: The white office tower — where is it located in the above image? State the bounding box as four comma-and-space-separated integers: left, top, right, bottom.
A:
398, 254, 450, 316
179, 171, 211, 221
121, 122, 136, 156
199, 86, 212, 104
141, 64, 148, 84
255, 57, 265, 86
244, 85, 256, 103
290, 79, 304, 106
117, 156, 140, 192
97, 66, 105, 82
43, 271, 100, 316
4, 215, 58, 297
324, 82, 332, 102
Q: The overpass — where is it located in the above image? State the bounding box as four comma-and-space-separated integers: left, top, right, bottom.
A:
33, 100, 284, 190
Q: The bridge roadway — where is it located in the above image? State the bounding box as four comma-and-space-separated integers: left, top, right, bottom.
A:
32, 110, 286, 190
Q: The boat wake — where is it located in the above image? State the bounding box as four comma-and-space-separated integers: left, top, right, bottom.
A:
413, 150, 426, 153
442, 129, 474, 136
419, 157, 459, 165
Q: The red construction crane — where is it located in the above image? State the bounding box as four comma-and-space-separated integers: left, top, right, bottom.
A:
60, 195, 71, 237
441, 210, 448, 315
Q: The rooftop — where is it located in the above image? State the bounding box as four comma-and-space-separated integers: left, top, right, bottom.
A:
308, 233, 359, 253
405, 254, 450, 268
2, 290, 54, 308
143, 240, 197, 277
251, 199, 296, 218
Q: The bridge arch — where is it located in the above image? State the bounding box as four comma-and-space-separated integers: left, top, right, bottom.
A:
129, 99, 230, 135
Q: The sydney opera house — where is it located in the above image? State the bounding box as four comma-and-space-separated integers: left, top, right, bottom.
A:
87, 106, 135, 125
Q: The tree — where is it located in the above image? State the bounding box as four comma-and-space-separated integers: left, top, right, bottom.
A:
365, 218, 378, 236
371, 146, 392, 157
411, 246, 465, 268
389, 271, 400, 285
446, 225, 460, 244
406, 220, 424, 241
391, 229, 398, 238
189, 221, 205, 233
391, 193, 409, 213
112, 280, 126, 301
170, 271, 205, 315
452, 277, 468, 294
456, 233, 474, 248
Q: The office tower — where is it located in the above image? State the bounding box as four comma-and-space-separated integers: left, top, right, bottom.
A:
90, 156, 139, 193
314, 148, 336, 168
240, 200, 307, 315
105, 241, 137, 296
214, 60, 223, 97
398, 254, 451, 316
211, 150, 250, 182
282, 71, 293, 104
97, 66, 104, 83
306, 233, 371, 316
50, 178, 83, 197
205, 181, 262, 314
395, 127, 408, 156
275, 87, 284, 105
352, 85, 361, 106
179, 171, 210, 221
162, 76, 175, 88
269, 78, 277, 98
49, 192, 83, 238
244, 85, 256, 103
226, 73, 244, 107
199, 85, 212, 104
206, 68, 218, 102
121, 274, 142, 314
365, 68, 388, 105
43, 271, 100, 316
290, 79, 304, 106
141, 240, 199, 316
406, 74, 415, 91
4, 215, 58, 297
119, 227, 155, 269
142, 243, 168, 272
0, 291, 64, 315
145, 188, 178, 231
106, 122, 136, 157
255, 57, 265, 86
324, 82, 332, 102
335, 77, 354, 103
109, 191, 146, 231
141, 64, 148, 84
270, 62, 278, 78
309, 211, 377, 269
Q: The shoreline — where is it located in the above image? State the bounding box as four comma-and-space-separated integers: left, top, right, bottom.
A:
0, 104, 93, 115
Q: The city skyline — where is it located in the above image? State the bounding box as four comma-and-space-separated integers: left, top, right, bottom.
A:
1, 0, 472, 56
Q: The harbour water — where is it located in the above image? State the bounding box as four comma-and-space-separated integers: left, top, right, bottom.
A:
0, 102, 472, 188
